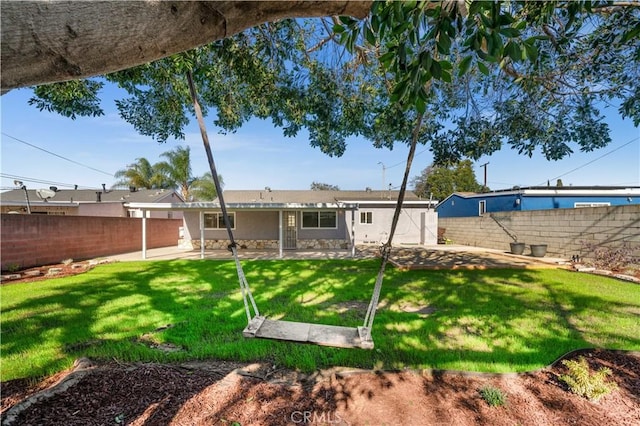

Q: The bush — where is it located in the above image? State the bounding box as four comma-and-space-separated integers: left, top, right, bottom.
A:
479, 385, 507, 407
559, 356, 618, 402
581, 241, 634, 271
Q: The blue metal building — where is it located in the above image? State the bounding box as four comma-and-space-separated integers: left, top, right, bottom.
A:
436, 186, 640, 218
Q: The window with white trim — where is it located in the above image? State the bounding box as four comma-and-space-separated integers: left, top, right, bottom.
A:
479, 200, 487, 215
574, 202, 610, 208
302, 211, 337, 228
360, 211, 373, 224
204, 212, 235, 229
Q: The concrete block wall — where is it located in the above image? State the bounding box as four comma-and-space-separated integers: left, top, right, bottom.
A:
1, 214, 182, 270
439, 205, 640, 259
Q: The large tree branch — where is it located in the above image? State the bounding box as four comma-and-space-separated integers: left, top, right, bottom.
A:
1, 0, 371, 90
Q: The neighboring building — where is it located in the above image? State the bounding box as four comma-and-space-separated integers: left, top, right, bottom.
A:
436, 186, 640, 218
126, 189, 438, 253
0, 187, 184, 218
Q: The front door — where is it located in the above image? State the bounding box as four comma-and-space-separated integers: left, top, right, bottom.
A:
283, 211, 297, 249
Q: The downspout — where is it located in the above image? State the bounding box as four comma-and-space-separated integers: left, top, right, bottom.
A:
278, 210, 283, 259
351, 206, 356, 257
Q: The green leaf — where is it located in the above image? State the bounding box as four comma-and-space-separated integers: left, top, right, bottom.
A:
478, 61, 490, 75
499, 27, 520, 38
364, 25, 377, 46
458, 55, 473, 76
379, 51, 395, 66
437, 32, 452, 54
421, 51, 433, 72
416, 95, 427, 114
431, 60, 442, 79
333, 24, 345, 34
439, 60, 453, 71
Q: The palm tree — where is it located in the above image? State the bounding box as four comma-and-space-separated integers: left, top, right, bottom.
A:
113, 157, 165, 189
155, 146, 194, 200
190, 172, 223, 201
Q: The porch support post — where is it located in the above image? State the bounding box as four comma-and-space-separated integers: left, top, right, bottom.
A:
351, 208, 356, 258
199, 210, 205, 259
141, 210, 147, 260
278, 210, 283, 259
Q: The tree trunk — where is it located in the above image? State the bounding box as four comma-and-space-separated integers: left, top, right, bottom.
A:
1, 1, 371, 91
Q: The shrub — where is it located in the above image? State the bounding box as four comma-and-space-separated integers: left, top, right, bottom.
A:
559, 356, 618, 402
3, 263, 21, 273
580, 241, 634, 271
479, 385, 507, 407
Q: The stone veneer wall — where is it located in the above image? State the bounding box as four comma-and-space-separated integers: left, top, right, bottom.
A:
187, 239, 350, 250
438, 204, 640, 259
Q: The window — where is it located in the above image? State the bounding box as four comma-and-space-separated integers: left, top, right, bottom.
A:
479, 200, 487, 215
360, 211, 373, 224
302, 211, 337, 228
574, 202, 610, 208
204, 212, 235, 229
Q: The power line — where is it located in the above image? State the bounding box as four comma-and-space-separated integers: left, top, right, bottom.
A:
0, 173, 100, 190
536, 136, 639, 186
1, 132, 114, 177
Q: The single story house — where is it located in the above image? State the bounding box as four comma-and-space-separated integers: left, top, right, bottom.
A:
126, 189, 438, 257
0, 187, 183, 218
436, 186, 640, 218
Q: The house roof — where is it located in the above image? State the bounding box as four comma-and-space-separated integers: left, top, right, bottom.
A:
220, 189, 425, 204
124, 189, 436, 211
436, 186, 640, 207
0, 188, 184, 205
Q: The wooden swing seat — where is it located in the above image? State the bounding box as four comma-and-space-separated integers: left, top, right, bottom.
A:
243, 316, 374, 349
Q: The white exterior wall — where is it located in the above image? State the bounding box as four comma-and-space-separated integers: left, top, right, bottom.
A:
351, 207, 438, 245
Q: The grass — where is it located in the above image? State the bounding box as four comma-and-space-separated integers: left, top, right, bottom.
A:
1, 259, 639, 381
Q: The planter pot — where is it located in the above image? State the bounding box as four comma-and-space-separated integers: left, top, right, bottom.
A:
510, 242, 526, 255
530, 244, 548, 257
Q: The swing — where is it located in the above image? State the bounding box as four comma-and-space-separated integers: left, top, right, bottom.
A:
187, 72, 420, 349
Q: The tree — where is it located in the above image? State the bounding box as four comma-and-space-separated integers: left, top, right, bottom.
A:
113, 157, 166, 190
155, 146, 195, 200
412, 160, 484, 201
4, 2, 639, 166
310, 182, 340, 191
190, 172, 222, 201
113, 146, 215, 200
0, 1, 371, 90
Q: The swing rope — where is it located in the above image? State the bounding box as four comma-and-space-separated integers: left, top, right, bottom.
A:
362, 112, 425, 336
187, 69, 425, 345
187, 71, 260, 323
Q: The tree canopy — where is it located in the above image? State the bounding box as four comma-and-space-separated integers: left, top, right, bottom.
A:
412, 160, 485, 201
113, 146, 220, 201
13, 1, 640, 168
310, 182, 340, 191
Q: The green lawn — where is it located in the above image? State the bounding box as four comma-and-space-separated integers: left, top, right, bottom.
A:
2, 259, 639, 381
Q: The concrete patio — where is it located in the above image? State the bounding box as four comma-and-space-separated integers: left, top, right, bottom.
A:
103, 244, 568, 269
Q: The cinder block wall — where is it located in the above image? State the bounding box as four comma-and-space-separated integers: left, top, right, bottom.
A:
439, 205, 640, 259
1, 214, 182, 270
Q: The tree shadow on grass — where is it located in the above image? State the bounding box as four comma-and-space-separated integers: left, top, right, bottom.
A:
2, 260, 639, 424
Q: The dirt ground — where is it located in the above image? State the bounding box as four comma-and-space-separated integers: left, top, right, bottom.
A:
1, 349, 639, 426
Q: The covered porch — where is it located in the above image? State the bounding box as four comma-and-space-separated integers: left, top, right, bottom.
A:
125, 201, 358, 260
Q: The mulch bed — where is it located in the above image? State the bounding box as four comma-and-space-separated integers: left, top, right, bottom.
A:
2, 349, 638, 426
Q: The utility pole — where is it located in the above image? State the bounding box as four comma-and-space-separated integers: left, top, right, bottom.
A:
377, 161, 386, 199
480, 162, 489, 189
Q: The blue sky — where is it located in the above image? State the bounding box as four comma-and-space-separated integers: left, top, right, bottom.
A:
1, 83, 638, 195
